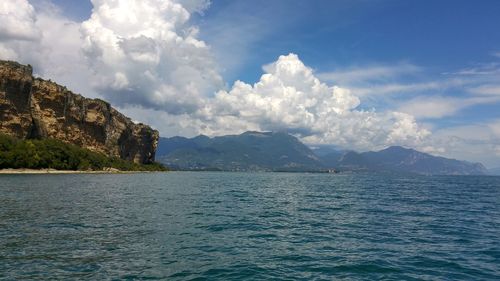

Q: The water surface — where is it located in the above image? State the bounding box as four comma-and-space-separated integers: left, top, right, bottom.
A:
1, 172, 499, 280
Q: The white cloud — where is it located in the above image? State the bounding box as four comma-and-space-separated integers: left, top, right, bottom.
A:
0, 0, 95, 97
0, 0, 224, 112
118, 54, 432, 152
431, 122, 500, 168
80, 0, 223, 113
317, 63, 421, 85
398, 97, 466, 119
468, 84, 500, 96
196, 54, 431, 151
0, 0, 40, 41
398, 96, 500, 119
489, 120, 500, 138
174, 0, 211, 14
316, 63, 483, 105
351, 81, 446, 97
445, 62, 500, 76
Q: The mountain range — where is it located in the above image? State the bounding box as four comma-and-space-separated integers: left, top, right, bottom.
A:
157, 131, 323, 171
156, 131, 489, 175
320, 146, 487, 175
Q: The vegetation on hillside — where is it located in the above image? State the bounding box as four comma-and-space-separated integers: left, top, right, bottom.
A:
0, 134, 166, 171
157, 131, 324, 171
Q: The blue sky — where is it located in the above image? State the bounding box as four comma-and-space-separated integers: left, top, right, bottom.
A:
199, 0, 500, 132
2, 0, 500, 167
199, 0, 500, 160
197, 0, 500, 78
50, 0, 500, 81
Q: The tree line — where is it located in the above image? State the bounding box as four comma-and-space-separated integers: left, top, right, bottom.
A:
0, 134, 166, 171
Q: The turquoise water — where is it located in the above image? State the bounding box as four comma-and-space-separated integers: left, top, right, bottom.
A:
0, 172, 499, 280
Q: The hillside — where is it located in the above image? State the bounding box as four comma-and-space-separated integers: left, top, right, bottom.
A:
320, 146, 488, 175
157, 131, 323, 171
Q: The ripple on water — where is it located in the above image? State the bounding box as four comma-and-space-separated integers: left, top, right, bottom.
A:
0, 172, 499, 280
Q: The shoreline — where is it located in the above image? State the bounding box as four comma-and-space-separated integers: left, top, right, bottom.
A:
0, 169, 162, 174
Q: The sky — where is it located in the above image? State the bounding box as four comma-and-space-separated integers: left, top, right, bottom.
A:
1, 0, 499, 168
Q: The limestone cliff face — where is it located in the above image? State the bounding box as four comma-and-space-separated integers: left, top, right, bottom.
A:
0, 60, 158, 164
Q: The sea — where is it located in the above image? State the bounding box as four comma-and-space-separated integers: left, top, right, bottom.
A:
0, 172, 499, 280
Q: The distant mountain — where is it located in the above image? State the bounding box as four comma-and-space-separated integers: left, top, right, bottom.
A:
488, 167, 500, 175
157, 131, 488, 175
310, 145, 344, 157
320, 146, 488, 175
157, 131, 323, 171
319, 150, 345, 168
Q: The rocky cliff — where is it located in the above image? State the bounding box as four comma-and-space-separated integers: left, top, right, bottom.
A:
0, 60, 158, 164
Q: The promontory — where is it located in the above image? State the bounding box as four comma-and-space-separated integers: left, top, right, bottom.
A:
0, 60, 158, 164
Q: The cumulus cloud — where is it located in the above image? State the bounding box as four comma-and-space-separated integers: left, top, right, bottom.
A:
118, 54, 431, 153
0, 0, 225, 113
0, 0, 39, 61
0, 0, 40, 41
0, 0, 95, 96
80, 0, 223, 113
191, 54, 431, 151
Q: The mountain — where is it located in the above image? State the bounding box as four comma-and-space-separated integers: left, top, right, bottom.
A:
488, 167, 500, 175
158, 132, 488, 175
0, 60, 158, 164
321, 146, 488, 175
157, 132, 489, 175
157, 131, 323, 171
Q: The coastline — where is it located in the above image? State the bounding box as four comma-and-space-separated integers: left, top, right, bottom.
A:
0, 168, 162, 174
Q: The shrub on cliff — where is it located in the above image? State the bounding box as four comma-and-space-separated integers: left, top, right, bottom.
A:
0, 134, 166, 171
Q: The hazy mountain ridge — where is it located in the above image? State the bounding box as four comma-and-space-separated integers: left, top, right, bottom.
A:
157, 132, 488, 175
322, 146, 488, 175
158, 131, 323, 171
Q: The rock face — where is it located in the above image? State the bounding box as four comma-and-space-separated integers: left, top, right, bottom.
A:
0, 60, 158, 164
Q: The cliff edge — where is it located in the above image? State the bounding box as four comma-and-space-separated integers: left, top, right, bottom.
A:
0, 60, 158, 164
